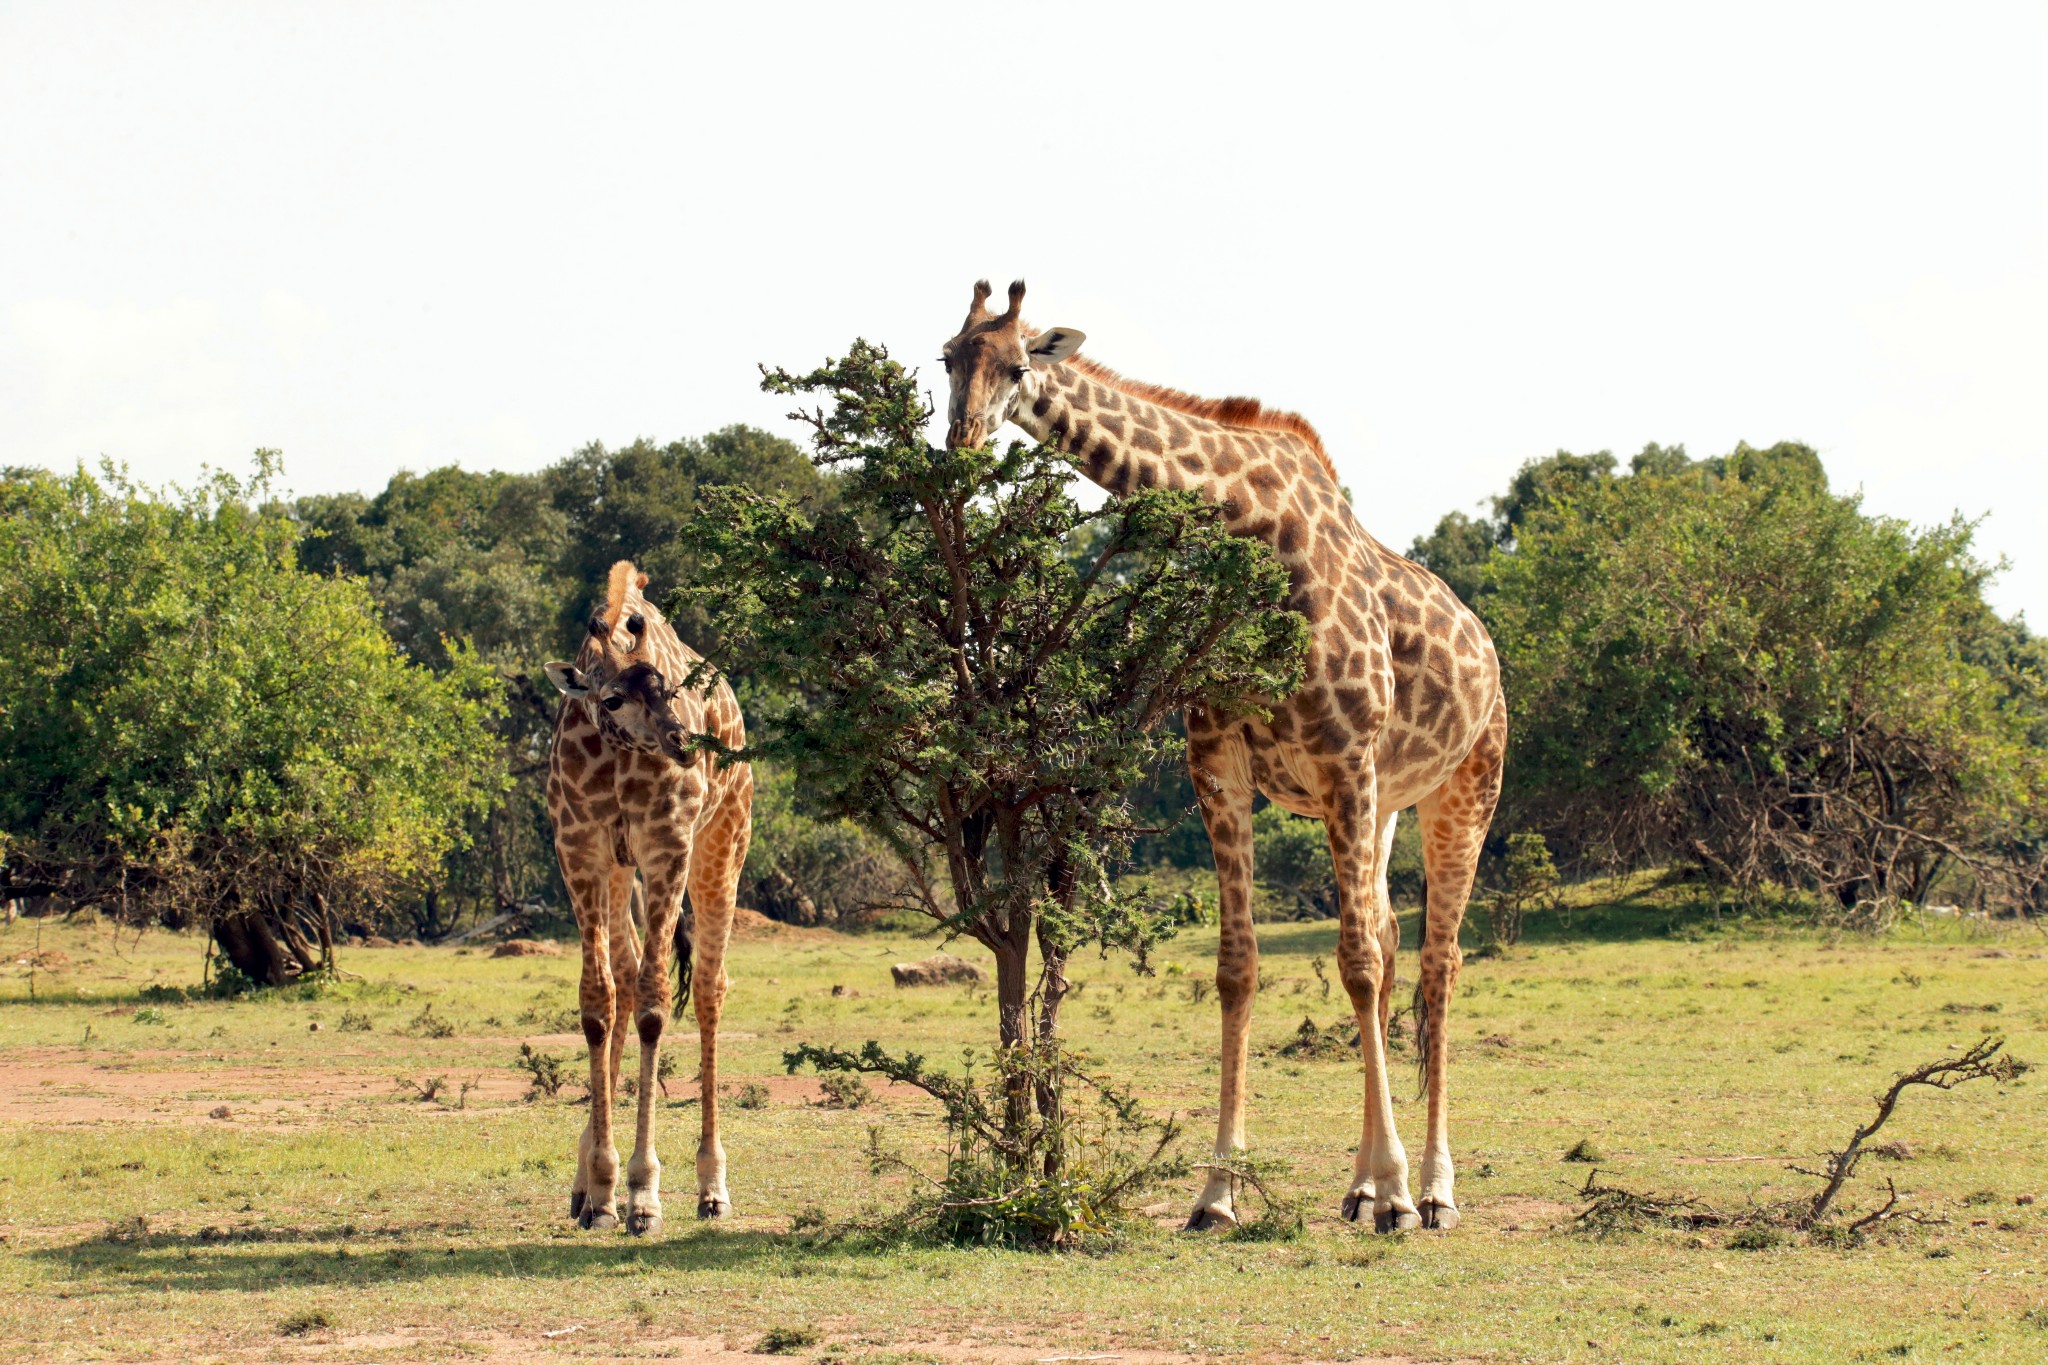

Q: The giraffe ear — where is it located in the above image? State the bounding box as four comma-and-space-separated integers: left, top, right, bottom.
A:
544, 661, 590, 698
1026, 327, 1086, 367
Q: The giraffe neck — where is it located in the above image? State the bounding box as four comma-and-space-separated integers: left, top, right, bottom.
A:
1011, 363, 1343, 539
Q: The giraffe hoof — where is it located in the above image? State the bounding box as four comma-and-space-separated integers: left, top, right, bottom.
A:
568, 1190, 586, 1221
1182, 1205, 1238, 1233
1374, 1207, 1421, 1234
1340, 1193, 1368, 1223
627, 1210, 665, 1238
697, 1197, 731, 1220
1419, 1201, 1460, 1231
579, 1205, 619, 1232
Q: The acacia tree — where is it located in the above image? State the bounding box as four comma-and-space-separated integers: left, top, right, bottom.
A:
684, 340, 1307, 1059
0, 457, 506, 983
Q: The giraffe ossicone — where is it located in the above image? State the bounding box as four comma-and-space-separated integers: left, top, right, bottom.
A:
943, 280, 1507, 1233
543, 560, 754, 1235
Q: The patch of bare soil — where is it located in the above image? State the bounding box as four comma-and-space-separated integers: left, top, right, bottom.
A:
492, 939, 563, 958
500, 1030, 762, 1051
0, 1048, 536, 1126
0, 1044, 921, 1127
1475, 1195, 1576, 1232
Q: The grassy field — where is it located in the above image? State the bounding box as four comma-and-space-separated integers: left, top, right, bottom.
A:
3, 881, 2045, 1364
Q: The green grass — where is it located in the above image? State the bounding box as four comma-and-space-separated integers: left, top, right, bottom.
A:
2, 887, 2045, 1363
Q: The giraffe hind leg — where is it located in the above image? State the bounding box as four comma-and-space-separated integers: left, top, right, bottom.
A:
688, 789, 751, 1219
1410, 692, 1507, 1231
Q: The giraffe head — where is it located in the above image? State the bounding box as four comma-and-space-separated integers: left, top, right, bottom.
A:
941, 279, 1086, 449
544, 612, 694, 763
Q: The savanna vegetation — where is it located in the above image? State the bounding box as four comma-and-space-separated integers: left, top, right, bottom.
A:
7, 428, 2041, 958
5, 342, 2048, 1361
2, 890, 2043, 1362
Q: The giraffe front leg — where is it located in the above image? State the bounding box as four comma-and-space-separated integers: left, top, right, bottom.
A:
624, 855, 687, 1238
1186, 754, 1257, 1232
571, 880, 623, 1232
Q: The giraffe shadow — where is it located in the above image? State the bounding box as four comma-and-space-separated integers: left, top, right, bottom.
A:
30, 1223, 889, 1296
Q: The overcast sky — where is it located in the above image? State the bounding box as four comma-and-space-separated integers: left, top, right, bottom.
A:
5, 3, 2043, 619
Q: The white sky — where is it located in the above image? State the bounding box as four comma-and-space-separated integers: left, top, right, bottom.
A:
5, 3, 2044, 619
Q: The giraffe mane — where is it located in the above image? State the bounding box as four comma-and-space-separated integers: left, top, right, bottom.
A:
1064, 354, 1339, 486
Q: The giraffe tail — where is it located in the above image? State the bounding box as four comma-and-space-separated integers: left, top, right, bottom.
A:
672, 906, 694, 1011
1411, 972, 1430, 1098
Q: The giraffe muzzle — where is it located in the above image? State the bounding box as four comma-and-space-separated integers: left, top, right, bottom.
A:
947, 417, 985, 451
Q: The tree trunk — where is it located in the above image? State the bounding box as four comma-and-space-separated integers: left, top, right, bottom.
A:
1032, 935, 1071, 1177
989, 933, 1032, 1148
212, 908, 300, 987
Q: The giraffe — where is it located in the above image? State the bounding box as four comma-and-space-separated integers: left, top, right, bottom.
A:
942, 281, 1506, 1232
542, 560, 753, 1234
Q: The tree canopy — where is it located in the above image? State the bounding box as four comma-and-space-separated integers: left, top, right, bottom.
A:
0, 457, 507, 981
1436, 443, 2048, 913
681, 340, 1310, 1048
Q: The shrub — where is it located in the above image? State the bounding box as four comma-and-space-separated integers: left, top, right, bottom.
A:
516, 1043, 577, 1100
789, 1040, 1185, 1250
1727, 1225, 1784, 1251
277, 1310, 332, 1337
1486, 831, 1559, 947
817, 1072, 872, 1110
755, 1326, 821, 1355
402, 1004, 457, 1039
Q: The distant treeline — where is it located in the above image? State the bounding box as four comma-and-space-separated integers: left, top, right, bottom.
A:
3, 431, 2041, 974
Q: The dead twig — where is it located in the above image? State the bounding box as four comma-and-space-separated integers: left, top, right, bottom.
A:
1843, 1176, 1950, 1234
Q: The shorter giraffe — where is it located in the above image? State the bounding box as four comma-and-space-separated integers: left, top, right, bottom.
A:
543, 561, 753, 1233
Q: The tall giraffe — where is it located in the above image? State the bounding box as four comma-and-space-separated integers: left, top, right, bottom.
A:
942, 281, 1506, 1232
543, 561, 753, 1234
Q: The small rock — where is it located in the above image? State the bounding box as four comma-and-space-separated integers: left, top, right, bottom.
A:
209, 1105, 233, 1120
307, 1021, 323, 1032
2017, 1194, 2036, 1207
890, 953, 989, 988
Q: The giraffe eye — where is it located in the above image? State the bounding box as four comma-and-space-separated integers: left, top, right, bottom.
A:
1010, 366, 1025, 381
940, 356, 953, 372
602, 695, 625, 712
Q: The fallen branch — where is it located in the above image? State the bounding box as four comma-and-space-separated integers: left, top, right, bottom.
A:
1797, 1036, 2022, 1228
1571, 1168, 1729, 1235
